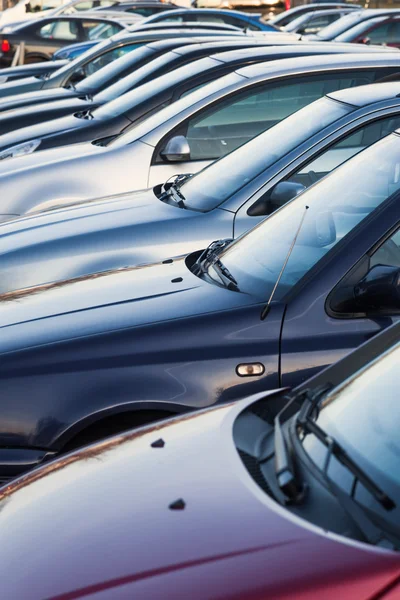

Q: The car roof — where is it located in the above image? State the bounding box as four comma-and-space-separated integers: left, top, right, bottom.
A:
142, 7, 262, 17
13, 13, 128, 29
328, 80, 400, 106
209, 41, 397, 62
237, 51, 400, 79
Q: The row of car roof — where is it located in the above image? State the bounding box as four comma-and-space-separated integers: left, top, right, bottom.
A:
0, 16, 400, 599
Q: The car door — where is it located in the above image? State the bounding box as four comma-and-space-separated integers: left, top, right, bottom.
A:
35, 18, 81, 53
234, 110, 400, 237
280, 198, 400, 389
147, 70, 385, 189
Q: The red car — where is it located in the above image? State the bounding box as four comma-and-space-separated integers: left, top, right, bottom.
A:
0, 323, 399, 599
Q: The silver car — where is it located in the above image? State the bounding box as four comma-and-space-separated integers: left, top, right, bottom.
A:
2, 80, 400, 295
0, 52, 400, 218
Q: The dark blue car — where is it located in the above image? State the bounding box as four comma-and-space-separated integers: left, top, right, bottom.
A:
0, 130, 399, 482
135, 8, 279, 31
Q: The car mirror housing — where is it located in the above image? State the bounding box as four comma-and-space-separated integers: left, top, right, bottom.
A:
270, 181, 306, 208
354, 264, 400, 312
160, 135, 191, 163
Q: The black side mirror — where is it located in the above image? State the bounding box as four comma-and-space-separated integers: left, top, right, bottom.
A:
354, 264, 400, 311
248, 181, 305, 217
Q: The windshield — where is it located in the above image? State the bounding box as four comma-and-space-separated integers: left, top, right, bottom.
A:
181, 97, 354, 211
335, 16, 387, 41
216, 132, 400, 301
315, 10, 364, 40
75, 44, 152, 92
51, 38, 111, 78
303, 342, 400, 520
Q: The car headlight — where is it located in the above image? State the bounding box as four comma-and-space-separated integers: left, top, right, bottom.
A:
0, 139, 41, 161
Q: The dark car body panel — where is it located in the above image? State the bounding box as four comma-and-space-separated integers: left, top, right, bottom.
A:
0, 176, 398, 479
0, 59, 67, 82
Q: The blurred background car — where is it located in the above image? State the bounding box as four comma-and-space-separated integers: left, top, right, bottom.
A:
0, 14, 132, 65
282, 6, 355, 34
130, 7, 280, 30
266, 2, 360, 27
330, 13, 400, 46
306, 8, 400, 41
96, 1, 186, 17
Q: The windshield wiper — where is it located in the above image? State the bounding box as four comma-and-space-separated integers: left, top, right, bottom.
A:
159, 174, 191, 209
193, 239, 239, 291
295, 387, 398, 549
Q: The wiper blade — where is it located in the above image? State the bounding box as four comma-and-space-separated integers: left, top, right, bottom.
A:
159, 173, 191, 209
192, 239, 239, 291
296, 388, 396, 512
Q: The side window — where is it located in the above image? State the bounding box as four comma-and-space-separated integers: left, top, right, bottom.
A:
182, 72, 377, 161
287, 115, 400, 189
365, 21, 391, 44
85, 21, 120, 40
371, 228, 400, 269
81, 43, 141, 76
38, 19, 79, 40
387, 20, 400, 44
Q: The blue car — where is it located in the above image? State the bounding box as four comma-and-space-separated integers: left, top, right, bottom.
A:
134, 8, 279, 31
53, 40, 100, 60
0, 129, 399, 482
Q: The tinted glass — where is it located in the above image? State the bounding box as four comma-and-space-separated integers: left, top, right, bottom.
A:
335, 16, 388, 41
303, 342, 400, 521
286, 115, 400, 189
217, 133, 400, 301
82, 42, 141, 76
183, 73, 374, 164
86, 21, 121, 40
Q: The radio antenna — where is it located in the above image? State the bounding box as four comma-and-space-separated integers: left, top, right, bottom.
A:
261, 205, 309, 320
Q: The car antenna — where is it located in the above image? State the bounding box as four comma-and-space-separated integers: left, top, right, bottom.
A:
261, 205, 309, 320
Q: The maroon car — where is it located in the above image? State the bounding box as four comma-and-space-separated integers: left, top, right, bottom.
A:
0, 323, 399, 599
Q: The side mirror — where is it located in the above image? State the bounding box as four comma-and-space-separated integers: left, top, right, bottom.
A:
69, 68, 86, 84
270, 181, 306, 208
358, 36, 370, 45
354, 264, 400, 311
160, 135, 190, 163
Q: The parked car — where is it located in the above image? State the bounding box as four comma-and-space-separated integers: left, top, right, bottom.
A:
0, 0, 68, 28
3, 78, 400, 296
267, 2, 360, 27
332, 14, 400, 47
306, 8, 400, 41
283, 7, 354, 34
0, 52, 398, 213
0, 42, 389, 144
96, 1, 182, 17
0, 321, 399, 598
131, 8, 280, 31
0, 14, 130, 65
0, 131, 398, 481
50, 0, 131, 16
0, 30, 248, 104
131, 20, 248, 32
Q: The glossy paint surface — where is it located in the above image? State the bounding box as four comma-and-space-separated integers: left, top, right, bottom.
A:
0, 395, 399, 599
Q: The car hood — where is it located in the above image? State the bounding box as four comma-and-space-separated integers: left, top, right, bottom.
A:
0, 188, 226, 294
0, 253, 257, 354
0, 393, 399, 599
0, 85, 76, 111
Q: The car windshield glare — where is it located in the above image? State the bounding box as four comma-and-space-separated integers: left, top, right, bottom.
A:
217, 133, 400, 301
303, 342, 400, 519
182, 97, 354, 212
